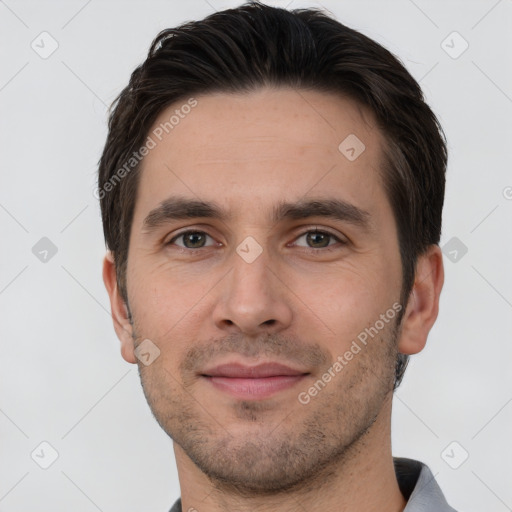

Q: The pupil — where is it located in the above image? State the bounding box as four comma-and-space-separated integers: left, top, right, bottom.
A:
185, 232, 204, 248
307, 232, 329, 248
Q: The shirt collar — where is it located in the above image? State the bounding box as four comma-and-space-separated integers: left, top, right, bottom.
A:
394, 457, 457, 511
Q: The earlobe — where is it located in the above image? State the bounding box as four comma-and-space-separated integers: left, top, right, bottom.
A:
102, 251, 137, 364
397, 245, 444, 355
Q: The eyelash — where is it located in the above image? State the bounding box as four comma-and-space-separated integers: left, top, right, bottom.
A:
166, 228, 346, 254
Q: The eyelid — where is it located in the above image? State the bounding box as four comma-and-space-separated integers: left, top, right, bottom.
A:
290, 228, 347, 248
166, 229, 218, 248
165, 226, 348, 250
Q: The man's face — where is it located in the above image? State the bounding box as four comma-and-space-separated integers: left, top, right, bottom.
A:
122, 88, 404, 492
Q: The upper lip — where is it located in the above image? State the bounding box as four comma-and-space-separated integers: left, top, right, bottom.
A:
201, 362, 309, 378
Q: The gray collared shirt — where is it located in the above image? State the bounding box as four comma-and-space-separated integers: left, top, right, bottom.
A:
169, 457, 457, 511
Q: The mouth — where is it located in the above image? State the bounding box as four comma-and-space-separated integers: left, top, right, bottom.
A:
200, 362, 310, 400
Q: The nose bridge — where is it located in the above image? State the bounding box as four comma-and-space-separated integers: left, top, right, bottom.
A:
232, 242, 271, 293
213, 237, 293, 333
229, 239, 274, 305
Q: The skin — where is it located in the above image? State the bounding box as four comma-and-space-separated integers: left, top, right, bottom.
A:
103, 87, 444, 512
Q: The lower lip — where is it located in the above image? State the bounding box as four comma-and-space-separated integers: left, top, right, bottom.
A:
203, 375, 307, 400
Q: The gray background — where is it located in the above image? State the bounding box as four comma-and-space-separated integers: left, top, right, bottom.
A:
1, 0, 511, 510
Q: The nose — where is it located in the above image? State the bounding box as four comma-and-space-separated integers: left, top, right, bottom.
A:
212, 245, 293, 336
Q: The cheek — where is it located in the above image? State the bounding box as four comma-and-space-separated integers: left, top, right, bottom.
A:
290, 260, 400, 347
127, 256, 217, 340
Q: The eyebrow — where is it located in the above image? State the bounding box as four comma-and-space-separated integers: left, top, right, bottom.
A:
142, 195, 373, 234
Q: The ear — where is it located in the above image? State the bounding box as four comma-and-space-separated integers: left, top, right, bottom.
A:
102, 251, 137, 364
397, 245, 444, 355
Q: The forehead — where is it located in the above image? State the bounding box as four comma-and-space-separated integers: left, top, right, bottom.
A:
135, 87, 387, 220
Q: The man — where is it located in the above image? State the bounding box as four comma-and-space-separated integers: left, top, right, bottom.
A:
99, 2, 456, 510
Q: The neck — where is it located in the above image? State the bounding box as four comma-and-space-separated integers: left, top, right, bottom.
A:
174, 396, 406, 512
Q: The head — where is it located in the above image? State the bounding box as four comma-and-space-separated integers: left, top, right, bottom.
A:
100, 1, 446, 495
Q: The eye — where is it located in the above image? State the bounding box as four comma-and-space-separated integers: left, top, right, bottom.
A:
167, 230, 217, 249
293, 229, 345, 249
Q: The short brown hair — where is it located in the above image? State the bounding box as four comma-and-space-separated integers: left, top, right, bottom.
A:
98, 1, 447, 388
